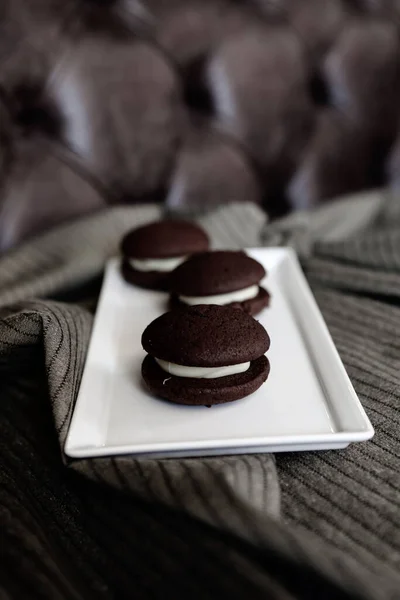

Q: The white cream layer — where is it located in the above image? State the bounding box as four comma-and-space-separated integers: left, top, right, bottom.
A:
129, 256, 186, 272
155, 358, 250, 379
179, 284, 259, 306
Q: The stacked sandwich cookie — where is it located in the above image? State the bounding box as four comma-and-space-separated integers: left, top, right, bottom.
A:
119, 221, 271, 406
170, 251, 270, 316
141, 304, 270, 406
120, 220, 209, 290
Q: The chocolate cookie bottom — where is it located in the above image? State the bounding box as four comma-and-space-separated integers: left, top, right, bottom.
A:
121, 259, 170, 291
170, 286, 270, 316
142, 354, 270, 406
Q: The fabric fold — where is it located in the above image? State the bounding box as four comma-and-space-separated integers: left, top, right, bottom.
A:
1, 194, 400, 599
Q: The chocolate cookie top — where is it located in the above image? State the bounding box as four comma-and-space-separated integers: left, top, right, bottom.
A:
142, 304, 270, 367
170, 251, 266, 295
121, 220, 209, 259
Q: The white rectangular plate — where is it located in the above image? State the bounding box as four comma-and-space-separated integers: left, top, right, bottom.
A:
65, 248, 374, 459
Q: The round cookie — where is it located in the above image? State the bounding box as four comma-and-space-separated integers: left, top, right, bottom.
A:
141, 304, 270, 406
120, 220, 209, 290
170, 251, 270, 315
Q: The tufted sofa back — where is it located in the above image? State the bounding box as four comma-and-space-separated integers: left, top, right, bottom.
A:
1, 0, 400, 251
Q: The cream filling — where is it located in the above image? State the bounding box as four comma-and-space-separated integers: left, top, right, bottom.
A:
129, 256, 186, 272
155, 358, 250, 379
179, 284, 259, 306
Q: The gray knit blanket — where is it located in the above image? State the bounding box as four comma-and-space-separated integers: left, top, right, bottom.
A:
1, 194, 399, 599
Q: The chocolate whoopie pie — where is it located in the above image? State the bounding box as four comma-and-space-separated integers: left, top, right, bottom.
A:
121, 220, 209, 290
170, 251, 270, 316
141, 304, 270, 406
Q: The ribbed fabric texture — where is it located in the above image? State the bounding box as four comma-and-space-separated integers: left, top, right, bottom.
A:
1, 197, 400, 599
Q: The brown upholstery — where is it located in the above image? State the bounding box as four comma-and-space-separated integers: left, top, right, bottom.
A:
1, 0, 400, 251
